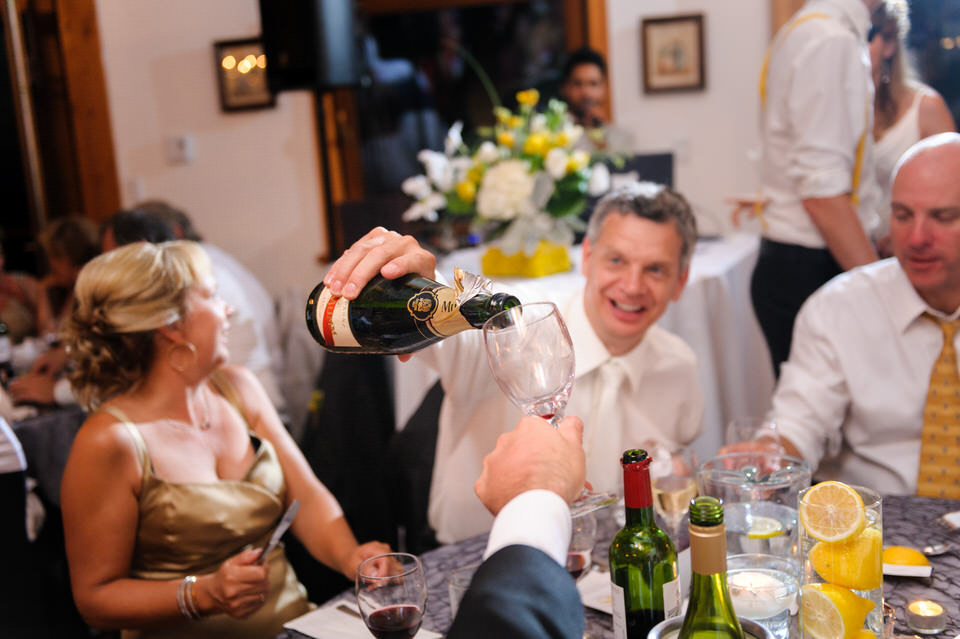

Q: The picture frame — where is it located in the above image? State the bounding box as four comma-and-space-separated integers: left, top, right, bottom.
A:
213, 38, 275, 112
641, 14, 706, 93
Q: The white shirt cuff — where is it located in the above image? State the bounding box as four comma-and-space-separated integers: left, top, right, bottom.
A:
483, 489, 571, 567
53, 378, 76, 406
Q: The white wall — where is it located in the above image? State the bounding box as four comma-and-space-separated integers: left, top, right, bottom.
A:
95, 0, 327, 298
607, 0, 771, 235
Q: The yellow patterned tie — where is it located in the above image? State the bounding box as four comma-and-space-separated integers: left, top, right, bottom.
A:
917, 315, 960, 499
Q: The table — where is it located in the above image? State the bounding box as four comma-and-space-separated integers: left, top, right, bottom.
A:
281, 495, 959, 638
392, 233, 775, 462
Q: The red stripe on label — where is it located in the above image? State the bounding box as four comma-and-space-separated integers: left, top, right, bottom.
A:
322, 295, 339, 346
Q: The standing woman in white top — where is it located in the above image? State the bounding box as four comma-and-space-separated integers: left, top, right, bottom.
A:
870, 0, 955, 251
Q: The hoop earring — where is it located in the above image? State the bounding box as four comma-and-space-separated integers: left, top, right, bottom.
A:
168, 341, 198, 374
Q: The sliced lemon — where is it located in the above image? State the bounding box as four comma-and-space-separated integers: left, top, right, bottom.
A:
882, 546, 930, 567
799, 481, 866, 543
809, 527, 883, 590
801, 583, 876, 639
747, 515, 786, 539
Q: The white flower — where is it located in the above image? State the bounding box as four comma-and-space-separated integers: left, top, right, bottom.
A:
587, 162, 611, 196
418, 150, 454, 192
476, 160, 535, 221
444, 121, 464, 156
450, 156, 472, 184
402, 192, 446, 222
544, 148, 569, 180
401, 175, 433, 200
563, 124, 584, 147
474, 141, 500, 164
530, 113, 547, 133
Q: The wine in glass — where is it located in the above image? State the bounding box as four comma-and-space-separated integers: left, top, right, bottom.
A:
650, 446, 699, 543
482, 302, 616, 515
356, 552, 427, 639
566, 510, 598, 581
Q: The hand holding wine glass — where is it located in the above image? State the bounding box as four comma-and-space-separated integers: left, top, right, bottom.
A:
356, 552, 427, 639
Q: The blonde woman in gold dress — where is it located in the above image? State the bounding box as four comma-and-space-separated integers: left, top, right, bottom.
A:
60, 241, 390, 638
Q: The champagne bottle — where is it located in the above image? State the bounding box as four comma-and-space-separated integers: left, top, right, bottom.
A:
678, 496, 744, 639
305, 268, 520, 354
610, 449, 681, 639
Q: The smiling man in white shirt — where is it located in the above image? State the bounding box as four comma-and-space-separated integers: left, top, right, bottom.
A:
759, 133, 960, 497
325, 183, 705, 542
753, 0, 883, 378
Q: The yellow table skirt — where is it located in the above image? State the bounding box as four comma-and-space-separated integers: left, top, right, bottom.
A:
480, 241, 571, 278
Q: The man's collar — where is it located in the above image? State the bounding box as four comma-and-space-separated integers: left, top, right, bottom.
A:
889, 260, 960, 332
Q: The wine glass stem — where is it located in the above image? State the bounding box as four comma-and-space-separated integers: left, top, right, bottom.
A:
548, 413, 562, 429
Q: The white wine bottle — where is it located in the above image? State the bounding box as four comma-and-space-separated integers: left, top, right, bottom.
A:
609, 449, 681, 639
305, 268, 520, 354
678, 496, 745, 639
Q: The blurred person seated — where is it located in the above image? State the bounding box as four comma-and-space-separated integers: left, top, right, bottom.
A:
324, 183, 704, 543
869, 0, 956, 254
560, 47, 633, 153
726, 133, 960, 499
102, 202, 287, 413
59, 241, 389, 638
0, 241, 39, 343
447, 415, 586, 639
8, 217, 99, 406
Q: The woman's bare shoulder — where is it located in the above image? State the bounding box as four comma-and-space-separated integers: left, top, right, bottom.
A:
917, 86, 957, 137
70, 410, 142, 467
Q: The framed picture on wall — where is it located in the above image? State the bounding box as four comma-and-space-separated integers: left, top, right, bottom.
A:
641, 14, 706, 93
213, 38, 276, 112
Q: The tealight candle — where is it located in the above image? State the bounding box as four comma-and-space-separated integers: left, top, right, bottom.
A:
727, 570, 794, 619
906, 600, 946, 635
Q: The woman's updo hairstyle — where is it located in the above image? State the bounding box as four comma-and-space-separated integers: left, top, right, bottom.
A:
63, 241, 213, 409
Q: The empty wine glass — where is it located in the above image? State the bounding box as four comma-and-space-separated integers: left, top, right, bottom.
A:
482, 302, 616, 516
566, 511, 598, 582
482, 302, 575, 427
356, 552, 427, 639
649, 445, 699, 544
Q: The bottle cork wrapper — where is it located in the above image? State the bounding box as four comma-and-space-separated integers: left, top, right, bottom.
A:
690, 523, 727, 575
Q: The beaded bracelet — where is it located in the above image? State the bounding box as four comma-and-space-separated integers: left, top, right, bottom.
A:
176, 575, 201, 621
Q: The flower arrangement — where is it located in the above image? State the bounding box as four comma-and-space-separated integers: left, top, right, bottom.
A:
401, 89, 612, 275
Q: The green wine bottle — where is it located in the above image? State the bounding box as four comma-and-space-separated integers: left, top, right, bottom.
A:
609, 449, 681, 639
677, 496, 745, 639
305, 269, 520, 354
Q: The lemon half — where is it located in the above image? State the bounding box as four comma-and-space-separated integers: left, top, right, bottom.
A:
801, 583, 875, 639
809, 527, 883, 590
800, 481, 866, 543
747, 515, 786, 539
882, 546, 929, 567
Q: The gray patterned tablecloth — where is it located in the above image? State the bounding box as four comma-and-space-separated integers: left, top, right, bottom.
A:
281, 495, 959, 638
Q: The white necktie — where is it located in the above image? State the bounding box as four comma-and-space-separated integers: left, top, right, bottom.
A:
585, 359, 627, 488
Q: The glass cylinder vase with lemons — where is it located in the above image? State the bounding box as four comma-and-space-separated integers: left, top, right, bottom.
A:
798, 481, 882, 639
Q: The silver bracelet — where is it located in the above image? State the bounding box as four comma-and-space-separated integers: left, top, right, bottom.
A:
176, 575, 201, 621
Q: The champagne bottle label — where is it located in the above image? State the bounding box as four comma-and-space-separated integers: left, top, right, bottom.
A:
310, 286, 361, 348
611, 581, 627, 639
663, 576, 681, 618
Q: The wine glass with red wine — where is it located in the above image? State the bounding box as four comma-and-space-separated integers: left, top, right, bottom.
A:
356, 552, 427, 639
566, 510, 598, 581
482, 302, 617, 516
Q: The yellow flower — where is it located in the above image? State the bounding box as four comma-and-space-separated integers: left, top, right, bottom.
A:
494, 107, 511, 124
455, 180, 477, 203
523, 132, 549, 156
497, 130, 516, 148
467, 165, 485, 184
508, 115, 524, 130
554, 131, 570, 147
516, 89, 540, 107
567, 150, 590, 172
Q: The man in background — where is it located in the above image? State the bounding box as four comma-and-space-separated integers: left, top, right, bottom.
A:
752, 0, 882, 377
739, 133, 960, 499
559, 47, 632, 153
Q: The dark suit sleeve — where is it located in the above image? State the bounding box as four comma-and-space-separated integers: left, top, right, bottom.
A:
446, 545, 585, 639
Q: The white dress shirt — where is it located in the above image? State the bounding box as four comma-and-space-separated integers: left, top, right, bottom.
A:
484, 490, 571, 566
417, 287, 703, 544
759, 0, 880, 247
772, 258, 958, 493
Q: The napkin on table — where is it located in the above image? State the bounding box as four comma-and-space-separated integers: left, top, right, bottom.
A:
283, 601, 441, 639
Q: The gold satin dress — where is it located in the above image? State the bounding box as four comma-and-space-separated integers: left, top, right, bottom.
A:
109, 412, 312, 639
